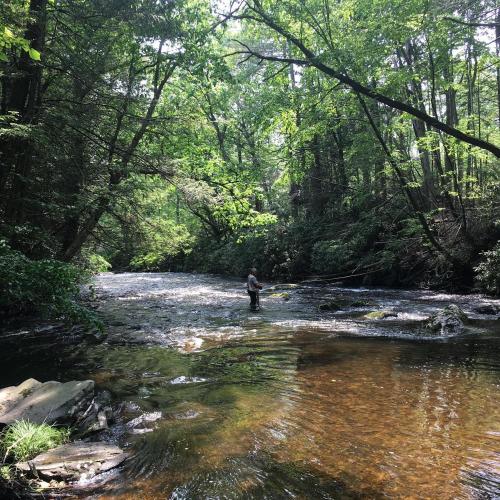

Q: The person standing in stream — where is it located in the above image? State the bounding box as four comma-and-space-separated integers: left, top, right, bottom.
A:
247, 267, 262, 311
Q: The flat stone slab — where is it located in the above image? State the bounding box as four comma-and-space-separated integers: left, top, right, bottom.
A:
17, 441, 128, 480
0, 378, 42, 415
0, 378, 94, 425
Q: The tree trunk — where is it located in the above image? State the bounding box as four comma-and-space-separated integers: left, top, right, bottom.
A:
287, 40, 302, 217
9, 0, 47, 122
2, 0, 48, 233
59, 79, 89, 254
397, 44, 435, 207
496, 7, 500, 126
59, 61, 177, 260
309, 134, 324, 216
330, 128, 348, 203
357, 93, 461, 268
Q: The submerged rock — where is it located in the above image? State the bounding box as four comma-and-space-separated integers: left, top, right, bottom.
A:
0, 379, 94, 426
473, 304, 499, 315
349, 299, 376, 307
363, 311, 398, 320
16, 441, 128, 481
319, 298, 376, 312
165, 401, 218, 422
424, 305, 467, 335
318, 301, 342, 312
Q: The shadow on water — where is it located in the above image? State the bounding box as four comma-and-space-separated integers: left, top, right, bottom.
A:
1, 272, 500, 498
165, 453, 381, 499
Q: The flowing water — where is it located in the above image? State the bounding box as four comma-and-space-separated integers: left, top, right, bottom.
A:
1, 272, 500, 499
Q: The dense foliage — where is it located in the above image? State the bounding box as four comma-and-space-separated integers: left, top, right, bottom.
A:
475, 242, 500, 295
1, 0, 499, 298
0, 241, 96, 323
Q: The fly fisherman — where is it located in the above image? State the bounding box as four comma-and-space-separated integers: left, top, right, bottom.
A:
247, 267, 262, 311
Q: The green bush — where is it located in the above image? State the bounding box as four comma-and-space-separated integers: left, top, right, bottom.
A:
1, 420, 70, 462
129, 251, 165, 271
125, 219, 194, 271
83, 253, 112, 274
0, 240, 97, 324
475, 242, 500, 295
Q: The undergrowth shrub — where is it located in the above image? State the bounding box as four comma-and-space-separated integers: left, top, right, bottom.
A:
182, 223, 298, 279
475, 242, 500, 295
0, 421, 70, 462
0, 240, 98, 325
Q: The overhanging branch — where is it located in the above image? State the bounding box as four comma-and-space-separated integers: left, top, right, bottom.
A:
237, 1, 500, 158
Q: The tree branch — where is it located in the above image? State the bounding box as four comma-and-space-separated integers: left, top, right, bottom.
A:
238, 1, 500, 158
444, 16, 500, 28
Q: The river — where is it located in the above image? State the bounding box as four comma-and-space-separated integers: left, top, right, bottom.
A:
1, 272, 500, 499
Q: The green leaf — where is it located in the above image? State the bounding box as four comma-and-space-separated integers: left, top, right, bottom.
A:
29, 48, 41, 60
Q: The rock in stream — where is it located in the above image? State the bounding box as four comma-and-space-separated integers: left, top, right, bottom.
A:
16, 441, 128, 481
0, 378, 94, 426
0, 378, 127, 492
424, 305, 468, 336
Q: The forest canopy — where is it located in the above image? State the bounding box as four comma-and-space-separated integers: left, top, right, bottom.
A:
1, 0, 500, 309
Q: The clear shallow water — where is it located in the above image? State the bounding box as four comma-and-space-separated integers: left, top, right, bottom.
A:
1, 272, 500, 499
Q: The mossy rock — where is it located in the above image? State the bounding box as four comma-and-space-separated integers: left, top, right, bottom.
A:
318, 301, 343, 312
270, 292, 290, 301
424, 305, 467, 335
364, 310, 398, 320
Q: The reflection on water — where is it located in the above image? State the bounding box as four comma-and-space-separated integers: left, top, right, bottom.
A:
1, 272, 499, 499
277, 336, 500, 498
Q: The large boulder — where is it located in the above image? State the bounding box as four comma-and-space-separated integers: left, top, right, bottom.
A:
424, 305, 467, 335
16, 441, 128, 480
0, 379, 94, 426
